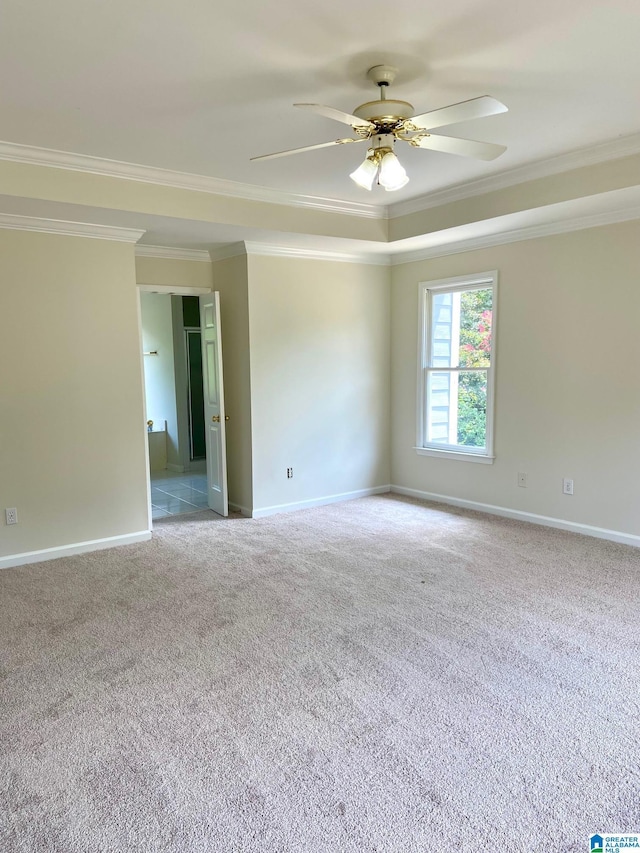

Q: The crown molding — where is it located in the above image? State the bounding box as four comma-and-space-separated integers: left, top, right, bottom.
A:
387, 132, 640, 219
209, 243, 248, 263
243, 241, 391, 266
0, 212, 145, 242
1, 133, 638, 229
135, 244, 211, 262
211, 199, 640, 268
210, 240, 391, 265
390, 203, 640, 265
0, 140, 384, 220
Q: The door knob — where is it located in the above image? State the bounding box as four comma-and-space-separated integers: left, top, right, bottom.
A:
225, 415, 230, 421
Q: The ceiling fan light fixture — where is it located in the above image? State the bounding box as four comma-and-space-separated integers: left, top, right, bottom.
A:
349, 154, 378, 190
378, 150, 409, 191
252, 66, 507, 192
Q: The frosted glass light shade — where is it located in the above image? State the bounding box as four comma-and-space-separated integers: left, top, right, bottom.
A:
378, 151, 409, 191
349, 156, 378, 190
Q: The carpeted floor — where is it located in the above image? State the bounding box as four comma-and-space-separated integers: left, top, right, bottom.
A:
1, 495, 638, 852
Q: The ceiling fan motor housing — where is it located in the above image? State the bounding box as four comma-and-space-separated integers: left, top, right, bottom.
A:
354, 66, 414, 129
352, 99, 415, 126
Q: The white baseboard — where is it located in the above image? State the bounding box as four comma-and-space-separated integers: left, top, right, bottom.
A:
390, 485, 640, 547
166, 463, 185, 473
251, 485, 391, 519
0, 530, 152, 571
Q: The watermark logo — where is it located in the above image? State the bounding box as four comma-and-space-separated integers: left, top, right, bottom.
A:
589, 834, 640, 852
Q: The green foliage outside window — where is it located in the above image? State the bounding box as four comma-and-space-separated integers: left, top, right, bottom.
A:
457, 289, 492, 447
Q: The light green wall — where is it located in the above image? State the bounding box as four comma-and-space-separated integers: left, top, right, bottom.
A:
3, 218, 638, 564
390, 220, 640, 537
388, 153, 640, 242
213, 254, 253, 514
247, 255, 391, 513
0, 159, 387, 243
0, 230, 149, 558
135, 256, 214, 290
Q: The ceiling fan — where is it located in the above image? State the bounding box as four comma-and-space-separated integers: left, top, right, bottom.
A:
251, 65, 508, 191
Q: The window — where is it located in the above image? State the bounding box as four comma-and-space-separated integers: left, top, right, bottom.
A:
416, 271, 497, 463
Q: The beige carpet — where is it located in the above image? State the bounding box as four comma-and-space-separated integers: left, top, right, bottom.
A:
1, 495, 638, 852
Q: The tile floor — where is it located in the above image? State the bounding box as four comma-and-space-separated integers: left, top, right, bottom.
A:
150, 462, 209, 521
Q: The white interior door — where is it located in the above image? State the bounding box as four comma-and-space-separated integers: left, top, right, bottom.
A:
200, 292, 228, 517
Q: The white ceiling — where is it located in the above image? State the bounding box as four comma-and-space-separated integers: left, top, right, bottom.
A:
2, 0, 640, 208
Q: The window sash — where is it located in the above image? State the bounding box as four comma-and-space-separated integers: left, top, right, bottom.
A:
424, 368, 489, 451
417, 273, 497, 459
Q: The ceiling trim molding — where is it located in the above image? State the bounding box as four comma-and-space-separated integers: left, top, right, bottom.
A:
0, 212, 145, 242
0, 140, 384, 220
210, 241, 391, 265
390, 203, 640, 265
211, 200, 640, 268
209, 243, 248, 263
243, 241, 391, 266
2, 133, 638, 228
135, 244, 211, 262
387, 132, 640, 219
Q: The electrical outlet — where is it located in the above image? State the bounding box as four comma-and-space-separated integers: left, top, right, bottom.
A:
517, 472, 527, 488
5, 507, 18, 525
286, 467, 293, 479
563, 478, 574, 495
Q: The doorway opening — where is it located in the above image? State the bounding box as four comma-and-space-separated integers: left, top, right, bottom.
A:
140, 292, 208, 521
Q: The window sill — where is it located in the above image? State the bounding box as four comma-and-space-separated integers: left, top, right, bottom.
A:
413, 447, 495, 464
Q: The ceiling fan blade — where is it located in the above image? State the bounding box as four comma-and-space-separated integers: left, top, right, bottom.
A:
409, 96, 508, 131
294, 103, 374, 130
250, 137, 365, 162
412, 133, 507, 161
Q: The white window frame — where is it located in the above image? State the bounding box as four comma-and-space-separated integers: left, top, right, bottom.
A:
415, 271, 497, 463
